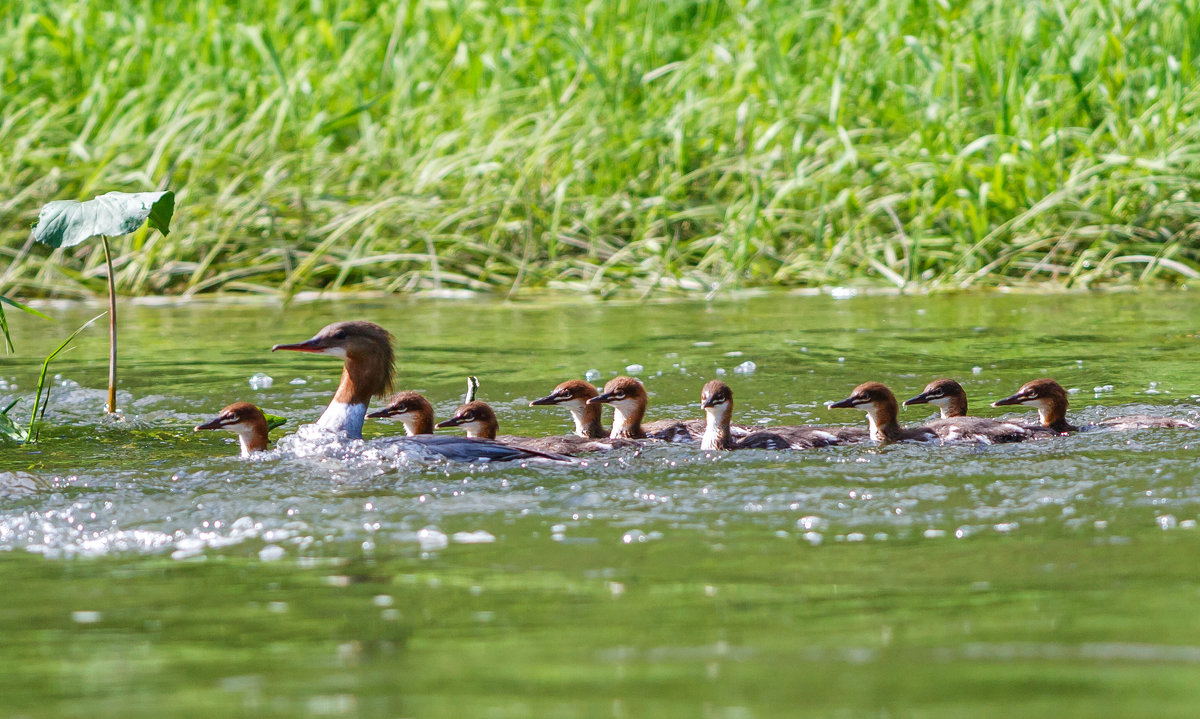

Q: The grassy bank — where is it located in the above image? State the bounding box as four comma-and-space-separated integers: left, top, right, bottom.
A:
2, 0, 1200, 299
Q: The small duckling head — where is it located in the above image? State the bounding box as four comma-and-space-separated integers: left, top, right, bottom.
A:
366, 391, 434, 435
903, 378, 967, 418
829, 382, 900, 439
195, 402, 270, 456
530, 379, 599, 408
700, 379, 734, 422
586, 376, 647, 412
436, 400, 500, 440
992, 378, 1069, 427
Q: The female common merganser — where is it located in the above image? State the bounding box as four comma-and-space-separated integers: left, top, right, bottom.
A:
272, 321, 567, 462
585, 376, 709, 441
902, 378, 1031, 443
829, 382, 937, 443
700, 380, 838, 450
365, 391, 435, 435
437, 400, 632, 454
992, 378, 1196, 432
194, 402, 273, 457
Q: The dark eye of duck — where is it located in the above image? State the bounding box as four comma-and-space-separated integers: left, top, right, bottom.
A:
613, 392, 626, 400
461, 413, 475, 421
1027, 391, 1038, 399
332, 329, 347, 340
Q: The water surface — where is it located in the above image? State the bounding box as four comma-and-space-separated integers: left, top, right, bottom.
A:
1, 292, 1199, 717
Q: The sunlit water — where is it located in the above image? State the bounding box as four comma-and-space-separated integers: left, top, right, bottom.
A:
2, 292, 1199, 717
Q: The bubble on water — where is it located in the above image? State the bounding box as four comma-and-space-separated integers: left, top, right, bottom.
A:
625, 364, 644, 374
802, 531, 823, 546
249, 373, 274, 390
259, 544, 286, 561
1094, 384, 1114, 393
715, 368, 727, 376
417, 527, 449, 551
873, 533, 889, 542
971, 366, 982, 375
994, 522, 1019, 533
452, 530, 495, 544
373, 595, 394, 607
1180, 520, 1197, 530
1157, 514, 1178, 530
797, 516, 826, 531
693, 341, 714, 347
846, 532, 865, 542
289, 378, 307, 385
733, 361, 757, 375
923, 529, 946, 539
71, 611, 102, 624
725, 351, 744, 357
622, 530, 648, 544
837, 357, 845, 363
584, 369, 602, 382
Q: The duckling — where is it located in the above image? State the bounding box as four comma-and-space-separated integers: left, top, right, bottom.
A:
902, 378, 1031, 443
700, 380, 838, 450
993, 378, 1196, 432
529, 380, 608, 438
829, 382, 937, 443
585, 376, 709, 442
438, 400, 633, 454
194, 402, 273, 457
366, 391, 435, 435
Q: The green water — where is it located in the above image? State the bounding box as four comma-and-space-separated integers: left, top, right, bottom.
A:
1, 292, 1199, 718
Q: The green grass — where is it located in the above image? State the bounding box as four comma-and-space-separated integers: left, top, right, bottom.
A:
2, 0, 1200, 298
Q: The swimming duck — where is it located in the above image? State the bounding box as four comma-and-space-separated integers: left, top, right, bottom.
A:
366, 391, 435, 435
272, 321, 567, 462
194, 402, 274, 457
902, 378, 1031, 443
529, 380, 608, 438
585, 376, 710, 442
829, 382, 937, 442
992, 378, 1196, 432
438, 400, 632, 454
700, 380, 838, 450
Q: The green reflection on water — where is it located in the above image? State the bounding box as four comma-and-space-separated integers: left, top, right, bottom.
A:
1, 291, 1199, 717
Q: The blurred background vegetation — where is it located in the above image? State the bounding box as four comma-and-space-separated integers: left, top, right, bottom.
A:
2, 0, 1200, 298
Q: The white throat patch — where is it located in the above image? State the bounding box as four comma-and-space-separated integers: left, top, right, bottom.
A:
318, 401, 368, 439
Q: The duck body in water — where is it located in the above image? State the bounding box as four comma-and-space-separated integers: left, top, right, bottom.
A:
437, 400, 629, 456
992, 378, 1197, 432
586, 376, 720, 442
902, 378, 1036, 443
829, 382, 937, 443
271, 321, 567, 462
699, 380, 838, 450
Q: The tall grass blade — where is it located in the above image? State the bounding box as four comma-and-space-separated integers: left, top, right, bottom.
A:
27, 312, 106, 443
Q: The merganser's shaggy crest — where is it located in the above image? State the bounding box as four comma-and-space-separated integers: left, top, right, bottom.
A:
992, 378, 1196, 432
272, 321, 567, 462
700, 380, 838, 450
529, 380, 608, 438
903, 378, 1031, 443
829, 382, 937, 443
438, 400, 630, 455
272, 321, 394, 439
195, 402, 272, 457
586, 376, 707, 442
366, 391, 435, 435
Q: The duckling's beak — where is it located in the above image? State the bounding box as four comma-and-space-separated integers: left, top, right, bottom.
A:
435, 416, 465, 428
991, 391, 1031, 407
529, 393, 563, 406
902, 391, 935, 407
194, 416, 228, 431
587, 392, 616, 405
271, 336, 327, 353
827, 396, 858, 409
366, 407, 398, 419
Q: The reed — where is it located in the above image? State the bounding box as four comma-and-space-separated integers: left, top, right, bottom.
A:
2, 0, 1199, 298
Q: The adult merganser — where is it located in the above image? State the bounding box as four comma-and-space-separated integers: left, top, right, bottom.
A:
194, 402, 272, 457
992, 378, 1196, 432
699, 380, 838, 450
437, 400, 632, 454
272, 321, 567, 462
829, 382, 937, 442
902, 378, 1031, 443
366, 391, 435, 435
585, 376, 709, 442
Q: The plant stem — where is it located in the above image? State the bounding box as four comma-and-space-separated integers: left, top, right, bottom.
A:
101, 235, 117, 414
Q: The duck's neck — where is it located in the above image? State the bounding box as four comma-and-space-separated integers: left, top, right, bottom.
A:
1039, 402, 1074, 432
319, 360, 384, 439
942, 394, 967, 419
569, 401, 607, 439
610, 401, 646, 439
866, 406, 903, 442
402, 413, 434, 436
701, 408, 733, 450
237, 428, 269, 457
